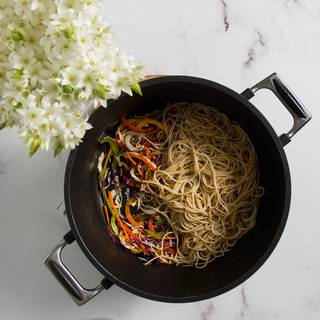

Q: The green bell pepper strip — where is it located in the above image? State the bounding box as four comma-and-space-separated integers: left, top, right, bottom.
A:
110, 215, 119, 235
98, 149, 112, 186
145, 230, 166, 239
100, 136, 121, 156
102, 189, 119, 235
111, 157, 118, 170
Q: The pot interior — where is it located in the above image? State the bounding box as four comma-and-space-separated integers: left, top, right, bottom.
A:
65, 76, 290, 302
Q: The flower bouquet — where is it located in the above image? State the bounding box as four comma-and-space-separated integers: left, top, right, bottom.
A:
0, 0, 142, 156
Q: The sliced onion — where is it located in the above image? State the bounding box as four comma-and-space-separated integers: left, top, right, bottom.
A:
117, 126, 124, 143
141, 136, 160, 149
130, 168, 142, 182
141, 207, 157, 215
134, 135, 145, 151
125, 134, 138, 152
97, 152, 104, 172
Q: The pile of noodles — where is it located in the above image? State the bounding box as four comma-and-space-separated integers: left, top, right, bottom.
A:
143, 103, 264, 268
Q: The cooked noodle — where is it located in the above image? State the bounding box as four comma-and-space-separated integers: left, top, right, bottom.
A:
143, 103, 264, 268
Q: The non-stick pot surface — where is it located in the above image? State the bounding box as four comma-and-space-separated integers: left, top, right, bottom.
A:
65, 76, 291, 302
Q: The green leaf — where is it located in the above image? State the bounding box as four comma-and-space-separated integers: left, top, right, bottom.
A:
0, 122, 7, 130
62, 27, 75, 39
93, 85, 108, 100
100, 136, 121, 156
62, 84, 74, 94
11, 31, 24, 42
29, 139, 40, 157
131, 82, 142, 96
13, 102, 22, 111
22, 91, 29, 98
14, 69, 24, 78
54, 142, 64, 157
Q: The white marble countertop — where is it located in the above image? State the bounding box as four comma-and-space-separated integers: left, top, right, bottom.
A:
1, 0, 319, 319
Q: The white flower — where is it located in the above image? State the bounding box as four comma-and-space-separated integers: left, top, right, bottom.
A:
0, 0, 142, 156
14, 0, 31, 17
10, 46, 36, 69
30, 0, 47, 11
61, 65, 85, 88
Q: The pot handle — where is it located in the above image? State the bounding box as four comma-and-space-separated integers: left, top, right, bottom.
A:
241, 73, 312, 146
44, 231, 110, 306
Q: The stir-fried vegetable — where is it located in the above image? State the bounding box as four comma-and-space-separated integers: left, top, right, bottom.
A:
98, 148, 112, 185
108, 191, 129, 240
120, 114, 153, 133
137, 118, 165, 131
104, 205, 119, 235
98, 112, 177, 264
125, 198, 144, 226
126, 152, 158, 172
100, 136, 121, 156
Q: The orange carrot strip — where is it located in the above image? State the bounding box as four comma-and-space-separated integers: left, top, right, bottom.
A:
125, 152, 137, 165
108, 191, 129, 240
146, 147, 151, 159
103, 205, 111, 231
137, 164, 143, 177
134, 213, 142, 221
163, 246, 177, 254
125, 199, 144, 227
126, 152, 157, 172
148, 218, 156, 232
123, 222, 136, 238
123, 223, 148, 251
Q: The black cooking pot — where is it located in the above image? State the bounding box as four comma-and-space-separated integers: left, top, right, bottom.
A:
44, 73, 311, 306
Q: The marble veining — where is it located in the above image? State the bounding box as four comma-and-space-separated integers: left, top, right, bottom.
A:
285, 0, 300, 7
56, 200, 64, 210
307, 290, 320, 313
200, 302, 215, 320
220, 0, 230, 32
244, 29, 266, 68
0, 159, 5, 175
240, 286, 249, 310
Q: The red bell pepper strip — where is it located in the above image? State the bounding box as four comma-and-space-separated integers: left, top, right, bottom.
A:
148, 218, 156, 232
